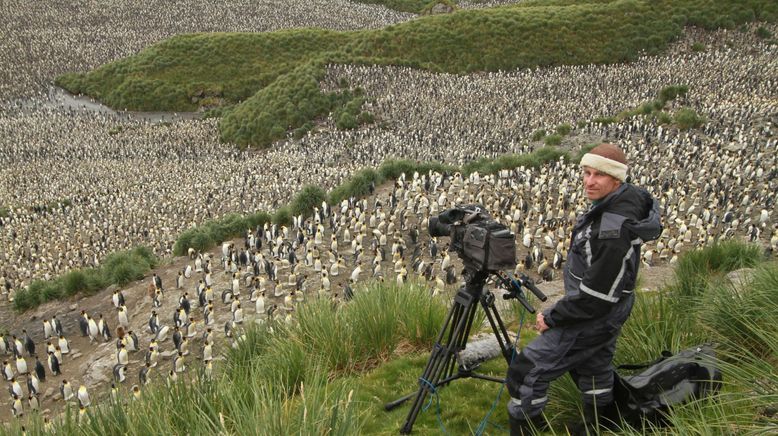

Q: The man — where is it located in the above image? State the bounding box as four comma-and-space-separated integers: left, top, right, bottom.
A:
506, 143, 662, 435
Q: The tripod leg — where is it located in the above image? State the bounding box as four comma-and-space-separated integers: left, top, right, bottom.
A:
442, 296, 478, 378
480, 296, 515, 363
399, 290, 478, 434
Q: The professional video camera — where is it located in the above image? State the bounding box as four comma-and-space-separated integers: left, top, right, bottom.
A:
386, 205, 548, 434
428, 204, 516, 274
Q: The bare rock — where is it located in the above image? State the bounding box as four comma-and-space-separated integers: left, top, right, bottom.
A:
160, 350, 177, 359
724, 143, 746, 152
429, 3, 454, 15
43, 387, 55, 399
726, 268, 756, 289
82, 352, 115, 386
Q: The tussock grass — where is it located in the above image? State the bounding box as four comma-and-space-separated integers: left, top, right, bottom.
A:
674, 107, 706, 129
9, 245, 778, 434
0, 364, 361, 436
13, 246, 156, 312
290, 185, 327, 218
461, 146, 568, 175
57, 0, 777, 149
699, 263, 778, 358
615, 291, 705, 365
672, 240, 761, 302
250, 281, 446, 383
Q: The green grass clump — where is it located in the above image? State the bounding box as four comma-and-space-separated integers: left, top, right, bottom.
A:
615, 291, 704, 365
699, 264, 778, 358
672, 240, 761, 303
272, 206, 293, 226
328, 168, 383, 205
290, 185, 328, 218
530, 129, 546, 141
555, 123, 572, 136
13, 246, 155, 312
461, 146, 568, 175
656, 111, 673, 124
600, 84, 696, 128
8, 363, 362, 436
218, 61, 366, 149
755, 25, 773, 38
544, 133, 563, 146
57, 0, 777, 149
658, 84, 689, 103
101, 248, 158, 286
592, 116, 616, 125
224, 280, 446, 395
691, 41, 707, 51
575, 143, 599, 162
674, 107, 705, 129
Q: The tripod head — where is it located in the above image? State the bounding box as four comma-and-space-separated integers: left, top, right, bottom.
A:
493, 271, 547, 313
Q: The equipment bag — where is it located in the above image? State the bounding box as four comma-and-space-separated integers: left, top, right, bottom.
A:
612, 344, 723, 426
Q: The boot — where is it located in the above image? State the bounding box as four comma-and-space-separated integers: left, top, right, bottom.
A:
597, 401, 622, 431
509, 413, 548, 436
566, 402, 621, 436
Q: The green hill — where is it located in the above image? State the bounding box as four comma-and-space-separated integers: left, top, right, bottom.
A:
56, 0, 776, 149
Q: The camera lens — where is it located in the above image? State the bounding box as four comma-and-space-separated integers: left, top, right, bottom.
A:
428, 217, 450, 237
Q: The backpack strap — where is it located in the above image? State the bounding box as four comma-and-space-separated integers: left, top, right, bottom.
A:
617, 350, 673, 370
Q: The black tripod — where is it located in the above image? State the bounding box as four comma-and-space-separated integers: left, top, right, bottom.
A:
385, 270, 546, 434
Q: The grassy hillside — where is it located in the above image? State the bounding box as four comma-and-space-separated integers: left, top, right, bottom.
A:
56, 0, 777, 149
5, 243, 777, 435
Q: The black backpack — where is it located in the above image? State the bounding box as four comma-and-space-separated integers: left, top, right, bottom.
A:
612, 344, 723, 426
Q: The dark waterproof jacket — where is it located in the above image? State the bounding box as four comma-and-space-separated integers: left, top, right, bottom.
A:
544, 183, 662, 328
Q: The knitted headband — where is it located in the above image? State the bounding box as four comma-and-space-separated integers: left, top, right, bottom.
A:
580, 143, 628, 182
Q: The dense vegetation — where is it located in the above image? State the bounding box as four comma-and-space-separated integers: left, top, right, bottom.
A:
4, 243, 776, 434
593, 84, 708, 129
12, 247, 157, 312
56, 0, 777, 149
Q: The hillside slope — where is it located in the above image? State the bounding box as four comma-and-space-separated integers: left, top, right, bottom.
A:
56, 0, 777, 148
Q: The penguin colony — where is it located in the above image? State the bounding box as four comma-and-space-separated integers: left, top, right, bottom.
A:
1, 24, 775, 297
0, 0, 776, 426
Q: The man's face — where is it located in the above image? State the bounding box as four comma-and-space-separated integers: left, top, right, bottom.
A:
582, 166, 621, 201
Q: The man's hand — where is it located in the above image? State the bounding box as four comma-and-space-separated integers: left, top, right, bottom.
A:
536, 312, 549, 333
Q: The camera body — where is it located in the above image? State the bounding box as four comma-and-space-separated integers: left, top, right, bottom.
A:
429, 205, 516, 273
